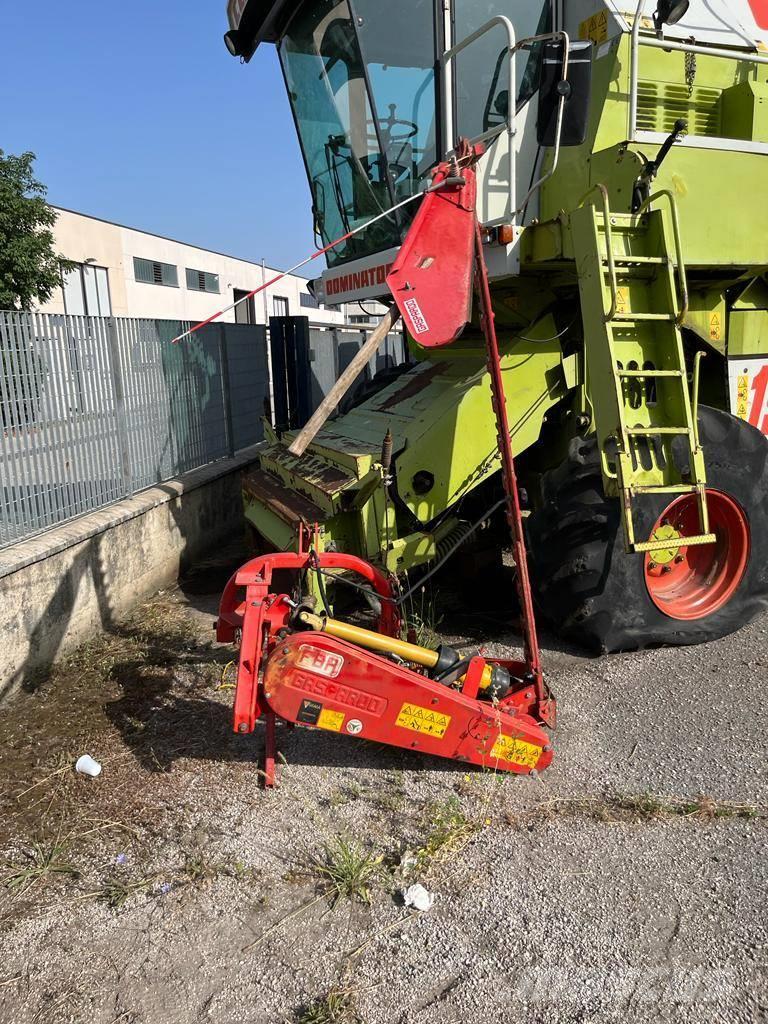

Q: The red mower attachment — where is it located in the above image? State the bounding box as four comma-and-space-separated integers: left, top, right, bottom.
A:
217, 548, 555, 786
217, 140, 556, 786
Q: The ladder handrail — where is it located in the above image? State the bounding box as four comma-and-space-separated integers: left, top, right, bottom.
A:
440, 15, 518, 152
634, 189, 689, 323
573, 184, 713, 552
440, 20, 571, 221
440, 16, 517, 225
691, 350, 706, 451
579, 184, 618, 321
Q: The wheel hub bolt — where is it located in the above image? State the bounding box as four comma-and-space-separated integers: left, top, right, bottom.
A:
648, 561, 657, 571
675, 555, 684, 564
662, 565, 672, 574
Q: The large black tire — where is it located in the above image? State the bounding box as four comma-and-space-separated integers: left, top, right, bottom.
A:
526, 406, 768, 652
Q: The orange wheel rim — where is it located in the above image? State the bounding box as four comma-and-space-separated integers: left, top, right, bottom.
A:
644, 490, 750, 621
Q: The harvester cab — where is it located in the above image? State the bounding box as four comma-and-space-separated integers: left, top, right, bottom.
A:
226, 0, 589, 274
221, 0, 768, 681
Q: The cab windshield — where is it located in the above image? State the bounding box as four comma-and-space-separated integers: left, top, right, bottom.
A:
279, 0, 550, 268
279, 0, 437, 267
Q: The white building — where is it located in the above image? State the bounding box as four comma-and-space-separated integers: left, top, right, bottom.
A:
39, 207, 345, 326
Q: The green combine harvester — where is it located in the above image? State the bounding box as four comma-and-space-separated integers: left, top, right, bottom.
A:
222, 0, 768, 652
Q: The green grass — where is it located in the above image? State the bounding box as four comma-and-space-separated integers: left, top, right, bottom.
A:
56, 600, 198, 687
371, 790, 405, 813
327, 783, 362, 808
401, 586, 442, 650
415, 797, 479, 871
608, 792, 760, 821
296, 987, 358, 1024
312, 837, 382, 907
3, 839, 78, 895
224, 860, 259, 883
97, 876, 156, 910
511, 792, 763, 826
182, 851, 219, 885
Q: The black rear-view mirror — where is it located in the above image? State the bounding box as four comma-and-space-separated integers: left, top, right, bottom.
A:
537, 40, 593, 148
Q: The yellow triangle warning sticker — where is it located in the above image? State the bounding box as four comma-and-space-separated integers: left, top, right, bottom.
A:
579, 11, 609, 43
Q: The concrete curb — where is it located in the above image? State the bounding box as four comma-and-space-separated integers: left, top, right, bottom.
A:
0, 444, 263, 580
1, 444, 264, 699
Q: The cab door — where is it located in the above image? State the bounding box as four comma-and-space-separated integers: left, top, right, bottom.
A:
447, 0, 555, 226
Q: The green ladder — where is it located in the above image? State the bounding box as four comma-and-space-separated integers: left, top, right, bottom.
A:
571, 186, 715, 555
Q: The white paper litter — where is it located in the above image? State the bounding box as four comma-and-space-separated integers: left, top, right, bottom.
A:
402, 883, 434, 912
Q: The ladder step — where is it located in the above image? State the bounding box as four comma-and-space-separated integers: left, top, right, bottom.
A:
602, 256, 669, 266
612, 312, 676, 322
597, 214, 648, 228
618, 369, 683, 378
634, 533, 717, 554
629, 484, 698, 495
626, 427, 691, 436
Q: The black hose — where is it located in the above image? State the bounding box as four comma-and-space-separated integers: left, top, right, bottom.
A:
310, 550, 333, 616
312, 496, 508, 607
432, 657, 472, 685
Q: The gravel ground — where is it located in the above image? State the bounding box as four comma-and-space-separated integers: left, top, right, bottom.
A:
0, 553, 766, 1024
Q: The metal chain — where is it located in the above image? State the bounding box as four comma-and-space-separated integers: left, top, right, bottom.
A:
684, 47, 697, 96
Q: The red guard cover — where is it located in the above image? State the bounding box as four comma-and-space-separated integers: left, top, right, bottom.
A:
386, 164, 477, 348
749, 0, 768, 28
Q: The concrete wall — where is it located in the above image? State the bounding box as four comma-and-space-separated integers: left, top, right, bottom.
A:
39, 208, 343, 325
0, 448, 260, 700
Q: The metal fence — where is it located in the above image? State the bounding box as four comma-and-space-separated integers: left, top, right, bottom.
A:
307, 321, 407, 412
267, 317, 408, 431
0, 312, 268, 548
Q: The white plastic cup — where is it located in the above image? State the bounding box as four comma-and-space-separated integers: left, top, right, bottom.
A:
75, 754, 102, 778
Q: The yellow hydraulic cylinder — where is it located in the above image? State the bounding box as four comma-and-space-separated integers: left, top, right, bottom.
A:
298, 611, 439, 668
297, 610, 498, 693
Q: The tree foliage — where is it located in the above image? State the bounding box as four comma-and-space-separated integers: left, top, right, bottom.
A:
0, 150, 70, 311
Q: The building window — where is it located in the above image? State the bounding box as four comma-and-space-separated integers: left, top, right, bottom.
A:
300, 291, 319, 309
233, 288, 256, 324
133, 256, 178, 287
61, 262, 112, 316
273, 296, 289, 317
349, 314, 381, 325
185, 268, 220, 293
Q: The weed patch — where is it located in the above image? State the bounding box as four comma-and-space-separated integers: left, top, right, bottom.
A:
296, 986, 358, 1024
506, 792, 763, 827
312, 837, 382, 906
415, 796, 479, 871
3, 839, 78, 896
97, 875, 157, 910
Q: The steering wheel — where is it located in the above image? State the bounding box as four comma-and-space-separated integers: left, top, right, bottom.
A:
367, 104, 418, 150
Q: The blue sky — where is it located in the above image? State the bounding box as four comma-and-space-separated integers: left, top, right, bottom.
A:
0, 1, 319, 272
